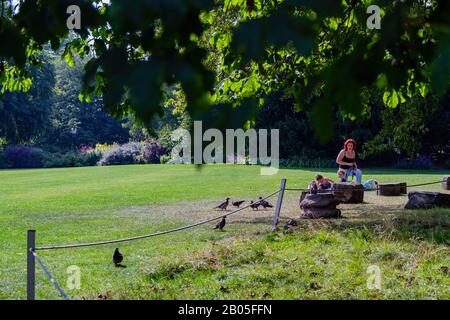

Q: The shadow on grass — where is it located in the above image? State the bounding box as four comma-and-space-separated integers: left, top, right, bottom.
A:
278, 206, 450, 246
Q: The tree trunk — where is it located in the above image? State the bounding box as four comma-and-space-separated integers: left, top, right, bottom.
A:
442, 176, 450, 190
377, 183, 402, 196
332, 183, 364, 203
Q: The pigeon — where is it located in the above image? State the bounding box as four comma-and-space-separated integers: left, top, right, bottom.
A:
250, 201, 260, 210
215, 198, 230, 210
283, 224, 293, 234
112, 248, 123, 267
214, 216, 226, 230
232, 200, 245, 208
259, 197, 273, 209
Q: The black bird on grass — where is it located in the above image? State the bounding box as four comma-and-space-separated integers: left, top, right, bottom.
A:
214, 216, 227, 230
215, 198, 230, 210
250, 201, 260, 210
112, 248, 124, 267
232, 200, 245, 208
259, 197, 273, 209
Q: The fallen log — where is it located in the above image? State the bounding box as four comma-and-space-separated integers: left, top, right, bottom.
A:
442, 176, 450, 191
405, 191, 450, 209
377, 183, 402, 196
332, 183, 364, 203
400, 182, 407, 194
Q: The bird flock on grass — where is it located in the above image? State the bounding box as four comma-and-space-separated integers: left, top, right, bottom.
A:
112, 196, 276, 266
214, 197, 273, 212
212, 196, 275, 232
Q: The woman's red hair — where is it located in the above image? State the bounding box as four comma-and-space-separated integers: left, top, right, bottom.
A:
344, 139, 356, 151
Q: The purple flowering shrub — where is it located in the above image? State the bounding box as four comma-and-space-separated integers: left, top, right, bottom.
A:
142, 141, 165, 164
5, 145, 44, 168
97, 141, 166, 166
97, 142, 144, 166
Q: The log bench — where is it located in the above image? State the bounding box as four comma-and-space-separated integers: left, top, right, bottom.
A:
442, 176, 450, 191
300, 193, 341, 219
332, 183, 364, 203
377, 183, 407, 196
405, 191, 450, 209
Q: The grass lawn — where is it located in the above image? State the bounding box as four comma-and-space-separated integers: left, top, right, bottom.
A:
0, 164, 449, 300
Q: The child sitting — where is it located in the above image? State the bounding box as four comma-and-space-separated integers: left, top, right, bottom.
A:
315, 174, 334, 190
337, 169, 347, 182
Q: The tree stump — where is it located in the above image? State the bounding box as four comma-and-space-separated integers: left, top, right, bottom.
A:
300, 193, 341, 218
300, 191, 308, 203
332, 183, 364, 203
377, 183, 402, 196
405, 191, 450, 209
400, 182, 407, 194
442, 176, 450, 191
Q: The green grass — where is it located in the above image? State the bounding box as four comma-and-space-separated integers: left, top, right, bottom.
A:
0, 164, 449, 300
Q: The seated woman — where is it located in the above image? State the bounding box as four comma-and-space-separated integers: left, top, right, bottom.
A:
336, 139, 362, 184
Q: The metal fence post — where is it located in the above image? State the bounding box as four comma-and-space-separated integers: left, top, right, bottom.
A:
272, 179, 286, 229
27, 230, 36, 300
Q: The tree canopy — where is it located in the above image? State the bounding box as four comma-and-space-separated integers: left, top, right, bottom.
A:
0, 0, 449, 141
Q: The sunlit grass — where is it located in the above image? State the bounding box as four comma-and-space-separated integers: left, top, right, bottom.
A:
0, 164, 449, 300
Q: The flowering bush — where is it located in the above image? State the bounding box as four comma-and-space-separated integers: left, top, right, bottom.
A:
142, 141, 165, 164
79, 145, 95, 154
5, 145, 44, 168
97, 142, 144, 166
94, 143, 119, 154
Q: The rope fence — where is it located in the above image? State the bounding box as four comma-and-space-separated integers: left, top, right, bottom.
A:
34, 189, 281, 251
283, 180, 443, 192
27, 185, 283, 300
31, 250, 68, 300
26, 177, 448, 300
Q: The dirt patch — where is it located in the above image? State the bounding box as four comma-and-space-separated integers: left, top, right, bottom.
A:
115, 192, 404, 224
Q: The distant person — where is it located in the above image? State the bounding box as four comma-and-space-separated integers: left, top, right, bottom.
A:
337, 169, 347, 182
363, 179, 379, 191
336, 139, 362, 184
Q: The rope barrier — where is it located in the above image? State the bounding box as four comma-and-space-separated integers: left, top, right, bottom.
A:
406, 180, 443, 188
284, 180, 443, 193
34, 189, 281, 251
31, 250, 69, 300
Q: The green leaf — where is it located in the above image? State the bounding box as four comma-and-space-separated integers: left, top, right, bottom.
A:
383, 89, 400, 108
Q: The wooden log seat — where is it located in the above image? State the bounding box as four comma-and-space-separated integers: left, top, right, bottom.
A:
377, 183, 404, 196
405, 191, 450, 209
400, 182, 407, 194
442, 176, 450, 191
332, 183, 364, 204
300, 193, 341, 219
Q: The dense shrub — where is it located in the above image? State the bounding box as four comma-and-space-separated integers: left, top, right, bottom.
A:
98, 142, 144, 166
160, 154, 172, 164
97, 141, 166, 166
279, 155, 336, 169
5, 145, 44, 168
142, 142, 165, 164
42, 151, 102, 168
445, 159, 450, 169
394, 156, 434, 169
0, 147, 6, 169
